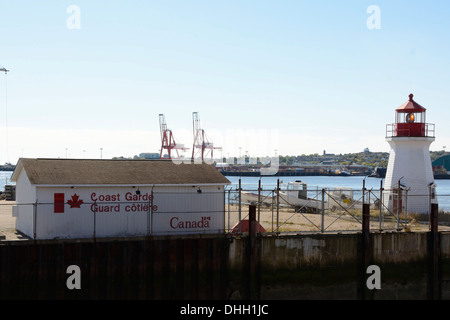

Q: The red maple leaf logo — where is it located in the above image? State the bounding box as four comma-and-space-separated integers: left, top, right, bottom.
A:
67, 193, 84, 208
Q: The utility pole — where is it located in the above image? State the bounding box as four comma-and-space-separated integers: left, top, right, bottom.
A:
1, 65, 9, 163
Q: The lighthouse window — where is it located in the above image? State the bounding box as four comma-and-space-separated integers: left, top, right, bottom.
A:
398, 112, 424, 124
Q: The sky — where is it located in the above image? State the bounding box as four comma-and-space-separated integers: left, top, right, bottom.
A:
1, 0, 450, 164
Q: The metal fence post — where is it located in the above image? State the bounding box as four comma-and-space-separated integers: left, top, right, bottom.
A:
359, 203, 371, 300
257, 179, 261, 233
150, 189, 154, 236
238, 179, 242, 234
147, 199, 151, 237
396, 178, 403, 231
379, 180, 383, 231
362, 178, 366, 204
271, 190, 274, 233
276, 179, 280, 233
362, 203, 370, 235
405, 189, 408, 229
428, 203, 441, 299
227, 189, 231, 232
93, 200, 97, 240
33, 200, 37, 240
321, 188, 325, 233
397, 181, 401, 230
245, 204, 260, 299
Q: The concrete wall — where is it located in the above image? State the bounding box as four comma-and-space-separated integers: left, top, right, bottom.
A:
229, 232, 450, 300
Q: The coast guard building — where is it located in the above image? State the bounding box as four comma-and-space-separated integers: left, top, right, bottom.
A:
11, 158, 230, 239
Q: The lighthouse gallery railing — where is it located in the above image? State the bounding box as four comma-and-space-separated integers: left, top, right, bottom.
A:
386, 123, 435, 138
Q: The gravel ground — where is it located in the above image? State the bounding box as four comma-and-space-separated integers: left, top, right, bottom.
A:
226, 204, 444, 234
0, 200, 29, 240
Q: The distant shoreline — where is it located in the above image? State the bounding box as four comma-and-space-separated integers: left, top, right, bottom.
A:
220, 171, 359, 177
3, 165, 450, 179
0, 165, 15, 172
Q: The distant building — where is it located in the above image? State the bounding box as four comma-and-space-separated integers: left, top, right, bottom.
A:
432, 155, 450, 175
139, 153, 160, 159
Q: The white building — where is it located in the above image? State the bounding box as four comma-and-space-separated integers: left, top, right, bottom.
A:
11, 158, 230, 239
383, 94, 437, 214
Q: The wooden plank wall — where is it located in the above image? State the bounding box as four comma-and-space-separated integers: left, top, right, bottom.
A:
0, 236, 230, 300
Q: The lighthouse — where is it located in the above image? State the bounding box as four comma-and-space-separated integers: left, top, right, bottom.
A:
383, 94, 437, 214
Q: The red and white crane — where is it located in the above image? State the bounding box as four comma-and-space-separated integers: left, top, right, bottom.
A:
191, 112, 221, 164
159, 114, 187, 160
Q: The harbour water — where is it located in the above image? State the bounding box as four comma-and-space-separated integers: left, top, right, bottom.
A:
226, 175, 450, 211
0, 171, 12, 192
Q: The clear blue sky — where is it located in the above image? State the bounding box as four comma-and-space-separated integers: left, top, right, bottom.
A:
1, 0, 450, 163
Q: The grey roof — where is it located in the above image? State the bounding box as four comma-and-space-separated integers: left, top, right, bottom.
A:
12, 158, 230, 186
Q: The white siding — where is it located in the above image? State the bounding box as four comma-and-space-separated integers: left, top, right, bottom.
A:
383, 137, 435, 214
151, 186, 225, 235
25, 185, 225, 239
15, 169, 36, 238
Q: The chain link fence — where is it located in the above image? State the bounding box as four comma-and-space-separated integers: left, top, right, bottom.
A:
1, 188, 228, 240
0, 180, 448, 239
225, 179, 446, 234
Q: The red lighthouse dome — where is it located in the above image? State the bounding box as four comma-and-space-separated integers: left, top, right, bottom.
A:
386, 94, 435, 137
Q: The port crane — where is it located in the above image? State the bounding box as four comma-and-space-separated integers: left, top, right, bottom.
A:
191, 112, 221, 164
159, 114, 187, 160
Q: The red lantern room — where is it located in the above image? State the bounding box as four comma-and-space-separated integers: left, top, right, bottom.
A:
386, 94, 435, 138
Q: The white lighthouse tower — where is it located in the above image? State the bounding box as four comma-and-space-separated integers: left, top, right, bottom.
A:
383, 94, 437, 214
